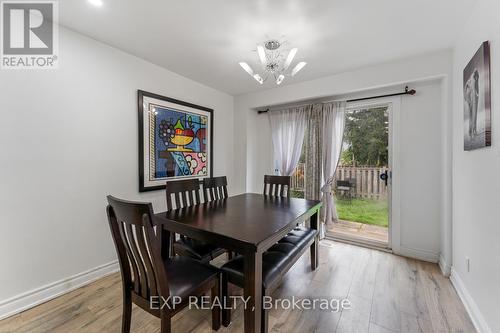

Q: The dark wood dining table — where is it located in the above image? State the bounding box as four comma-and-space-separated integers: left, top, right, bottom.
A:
153, 193, 322, 333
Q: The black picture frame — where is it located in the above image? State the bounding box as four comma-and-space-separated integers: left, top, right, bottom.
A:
138, 90, 214, 192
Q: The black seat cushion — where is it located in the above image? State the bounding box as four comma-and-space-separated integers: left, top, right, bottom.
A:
221, 251, 289, 289
278, 227, 317, 250
173, 237, 226, 261
221, 227, 318, 289
164, 256, 219, 299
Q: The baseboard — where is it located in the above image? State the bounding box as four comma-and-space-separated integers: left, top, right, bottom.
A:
439, 254, 451, 277
0, 260, 119, 321
450, 268, 492, 333
325, 235, 392, 253
396, 246, 439, 263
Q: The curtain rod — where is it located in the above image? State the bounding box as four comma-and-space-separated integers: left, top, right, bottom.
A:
257, 86, 416, 114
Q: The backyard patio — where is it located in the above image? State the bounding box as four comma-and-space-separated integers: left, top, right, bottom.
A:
291, 164, 390, 245
326, 198, 389, 244
336, 198, 388, 227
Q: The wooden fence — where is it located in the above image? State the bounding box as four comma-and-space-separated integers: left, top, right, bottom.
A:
290, 163, 305, 191
290, 163, 388, 200
334, 166, 388, 199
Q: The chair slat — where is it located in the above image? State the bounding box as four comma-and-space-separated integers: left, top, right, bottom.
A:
134, 226, 158, 297
115, 217, 140, 294
125, 224, 149, 298
194, 188, 201, 204
187, 190, 194, 207
174, 192, 182, 209
166, 193, 173, 211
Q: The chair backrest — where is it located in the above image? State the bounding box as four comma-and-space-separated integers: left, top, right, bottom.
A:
263, 175, 291, 198
203, 176, 228, 201
336, 180, 351, 188
106, 196, 169, 302
165, 179, 202, 210
337, 179, 356, 189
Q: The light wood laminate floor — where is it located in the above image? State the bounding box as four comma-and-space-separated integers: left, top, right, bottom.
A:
0, 241, 476, 333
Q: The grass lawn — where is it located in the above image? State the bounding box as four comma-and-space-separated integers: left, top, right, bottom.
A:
336, 198, 388, 227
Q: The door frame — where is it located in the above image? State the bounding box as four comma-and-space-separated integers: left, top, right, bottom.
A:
330, 96, 401, 251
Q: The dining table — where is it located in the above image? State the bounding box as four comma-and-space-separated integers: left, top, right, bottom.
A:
153, 193, 322, 333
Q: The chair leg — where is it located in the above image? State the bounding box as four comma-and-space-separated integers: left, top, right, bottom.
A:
227, 251, 233, 260
160, 310, 171, 333
261, 290, 269, 333
211, 279, 221, 331
121, 289, 132, 333
221, 273, 231, 327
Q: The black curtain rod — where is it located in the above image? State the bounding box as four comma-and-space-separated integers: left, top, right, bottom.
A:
257, 86, 416, 114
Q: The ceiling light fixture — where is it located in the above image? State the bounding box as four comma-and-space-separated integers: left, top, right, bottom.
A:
291, 62, 307, 77
276, 74, 285, 85
283, 48, 297, 70
239, 62, 254, 76
88, 0, 103, 7
257, 45, 266, 65
239, 39, 306, 85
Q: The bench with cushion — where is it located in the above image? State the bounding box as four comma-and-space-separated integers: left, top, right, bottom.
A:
221, 225, 318, 332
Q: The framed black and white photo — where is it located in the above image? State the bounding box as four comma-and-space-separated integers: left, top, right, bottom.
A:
463, 41, 491, 151
138, 90, 213, 192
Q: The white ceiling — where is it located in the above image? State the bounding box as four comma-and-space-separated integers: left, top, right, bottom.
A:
60, 0, 475, 95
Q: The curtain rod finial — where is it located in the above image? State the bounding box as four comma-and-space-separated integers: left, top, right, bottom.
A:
405, 86, 416, 95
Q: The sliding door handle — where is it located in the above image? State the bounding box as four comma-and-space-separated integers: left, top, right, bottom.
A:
380, 170, 389, 186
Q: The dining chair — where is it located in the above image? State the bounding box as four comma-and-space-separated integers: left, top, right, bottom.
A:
203, 176, 234, 260
166, 179, 226, 262
203, 176, 228, 201
106, 196, 220, 333
263, 175, 291, 198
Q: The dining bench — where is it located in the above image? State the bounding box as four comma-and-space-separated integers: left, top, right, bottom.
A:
221, 225, 318, 332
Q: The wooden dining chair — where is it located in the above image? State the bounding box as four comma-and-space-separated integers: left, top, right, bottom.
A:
106, 196, 220, 333
263, 175, 291, 198
166, 179, 226, 262
203, 176, 228, 201
203, 176, 234, 259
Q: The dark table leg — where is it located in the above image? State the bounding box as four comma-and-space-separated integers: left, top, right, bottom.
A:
310, 210, 319, 270
243, 251, 262, 333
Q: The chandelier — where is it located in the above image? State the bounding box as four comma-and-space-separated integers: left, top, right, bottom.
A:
239, 39, 307, 85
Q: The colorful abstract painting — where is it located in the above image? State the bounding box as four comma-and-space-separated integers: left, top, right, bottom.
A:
138, 90, 213, 192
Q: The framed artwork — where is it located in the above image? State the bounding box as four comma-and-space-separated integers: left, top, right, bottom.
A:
138, 90, 213, 192
463, 41, 491, 151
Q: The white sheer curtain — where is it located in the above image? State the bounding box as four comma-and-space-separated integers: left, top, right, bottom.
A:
321, 101, 346, 230
268, 105, 309, 176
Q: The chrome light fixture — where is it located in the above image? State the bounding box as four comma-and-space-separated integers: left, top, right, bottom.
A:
239, 39, 307, 85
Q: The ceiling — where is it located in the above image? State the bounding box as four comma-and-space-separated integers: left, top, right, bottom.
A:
60, 0, 475, 95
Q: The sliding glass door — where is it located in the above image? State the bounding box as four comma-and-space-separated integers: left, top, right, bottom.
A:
326, 105, 390, 248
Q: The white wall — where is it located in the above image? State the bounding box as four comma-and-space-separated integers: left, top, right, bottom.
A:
0, 28, 234, 311
451, 0, 500, 331
234, 51, 452, 263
